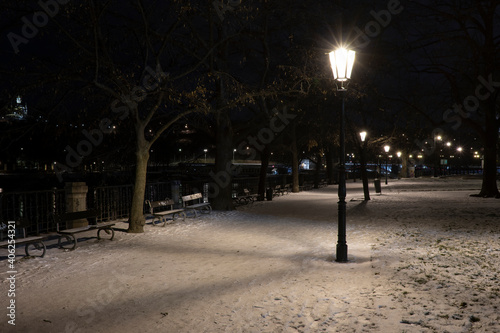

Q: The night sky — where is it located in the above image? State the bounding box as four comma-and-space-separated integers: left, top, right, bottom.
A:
0, 0, 498, 189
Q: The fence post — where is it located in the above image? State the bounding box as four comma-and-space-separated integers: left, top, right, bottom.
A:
65, 182, 89, 228
171, 181, 181, 208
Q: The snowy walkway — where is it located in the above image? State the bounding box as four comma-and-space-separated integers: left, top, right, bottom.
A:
1, 177, 499, 333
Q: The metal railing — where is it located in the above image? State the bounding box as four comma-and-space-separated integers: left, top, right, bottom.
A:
0, 175, 307, 236
89, 185, 133, 223
0, 189, 65, 237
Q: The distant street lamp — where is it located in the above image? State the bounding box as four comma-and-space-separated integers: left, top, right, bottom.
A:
384, 145, 390, 184
359, 131, 367, 142
204, 149, 208, 163
359, 131, 370, 201
329, 47, 355, 263
434, 135, 443, 177
397, 151, 402, 179
233, 149, 236, 163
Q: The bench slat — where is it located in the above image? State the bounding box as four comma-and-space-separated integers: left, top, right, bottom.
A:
146, 199, 186, 226
152, 209, 185, 216
55, 210, 115, 250
185, 204, 210, 209
58, 223, 115, 235
0, 236, 45, 247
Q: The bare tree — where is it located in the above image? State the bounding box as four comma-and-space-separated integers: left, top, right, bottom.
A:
394, 0, 500, 196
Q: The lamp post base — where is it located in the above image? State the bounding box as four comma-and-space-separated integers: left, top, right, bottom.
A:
336, 244, 348, 262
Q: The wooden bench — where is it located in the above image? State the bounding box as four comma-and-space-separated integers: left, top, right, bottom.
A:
232, 192, 247, 206
318, 179, 329, 188
273, 185, 283, 197
145, 199, 186, 226
182, 193, 212, 217
233, 188, 257, 205
243, 188, 259, 202
275, 184, 290, 196
0, 220, 48, 258
54, 209, 115, 251
299, 181, 314, 191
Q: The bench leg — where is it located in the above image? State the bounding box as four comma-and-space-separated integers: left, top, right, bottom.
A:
97, 227, 115, 241
58, 234, 77, 251
184, 209, 198, 218
201, 206, 212, 214
25, 241, 46, 258
173, 212, 186, 222
151, 216, 161, 226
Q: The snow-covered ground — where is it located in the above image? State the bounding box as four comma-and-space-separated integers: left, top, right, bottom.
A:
1, 176, 499, 333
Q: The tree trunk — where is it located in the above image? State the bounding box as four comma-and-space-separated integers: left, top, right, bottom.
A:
325, 149, 332, 185
128, 135, 149, 233
400, 151, 408, 178
211, 111, 234, 210
477, 115, 499, 197
326, 144, 336, 184
360, 143, 370, 201
257, 145, 270, 200
290, 124, 300, 192
313, 153, 321, 188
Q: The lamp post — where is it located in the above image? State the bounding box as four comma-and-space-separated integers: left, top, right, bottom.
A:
329, 47, 355, 263
359, 131, 370, 201
397, 151, 402, 179
204, 149, 208, 163
434, 135, 442, 177
384, 145, 390, 184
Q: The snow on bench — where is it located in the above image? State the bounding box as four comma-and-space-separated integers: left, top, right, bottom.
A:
0, 220, 48, 258
299, 181, 314, 191
54, 209, 115, 251
182, 193, 211, 217
145, 198, 186, 226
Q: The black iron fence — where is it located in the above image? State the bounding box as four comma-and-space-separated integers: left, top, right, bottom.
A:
0, 175, 312, 237
0, 189, 65, 237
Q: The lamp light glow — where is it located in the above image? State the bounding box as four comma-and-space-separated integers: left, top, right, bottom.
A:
329, 48, 355, 83
360, 131, 367, 142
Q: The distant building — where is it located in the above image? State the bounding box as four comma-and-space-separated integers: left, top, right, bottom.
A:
1, 95, 28, 121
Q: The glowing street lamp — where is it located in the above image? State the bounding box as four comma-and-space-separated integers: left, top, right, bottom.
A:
329, 47, 355, 263
384, 145, 390, 184
360, 131, 367, 142
359, 131, 370, 201
329, 48, 356, 90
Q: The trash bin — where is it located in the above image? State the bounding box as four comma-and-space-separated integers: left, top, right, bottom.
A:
266, 188, 273, 201
374, 179, 381, 193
